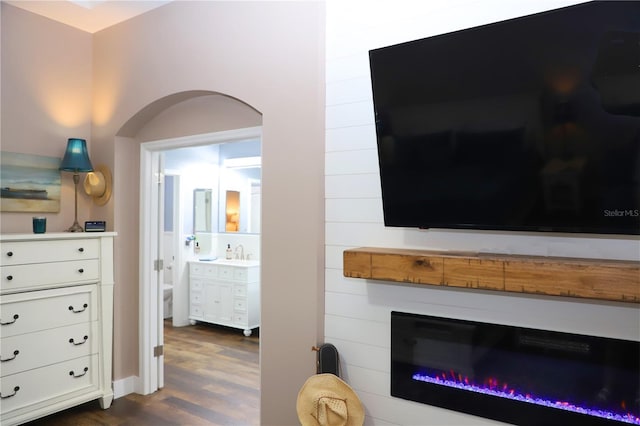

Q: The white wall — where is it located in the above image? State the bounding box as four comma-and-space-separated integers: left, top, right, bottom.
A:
324, 1, 640, 425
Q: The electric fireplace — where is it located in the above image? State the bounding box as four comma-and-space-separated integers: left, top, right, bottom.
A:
391, 312, 640, 425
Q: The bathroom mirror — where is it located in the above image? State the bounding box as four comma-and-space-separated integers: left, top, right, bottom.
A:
218, 165, 261, 234
225, 190, 240, 232
193, 188, 212, 232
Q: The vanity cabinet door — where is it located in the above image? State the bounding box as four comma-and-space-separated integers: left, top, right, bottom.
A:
204, 281, 234, 324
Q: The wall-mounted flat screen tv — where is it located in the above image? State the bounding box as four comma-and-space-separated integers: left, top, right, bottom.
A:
369, 1, 640, 235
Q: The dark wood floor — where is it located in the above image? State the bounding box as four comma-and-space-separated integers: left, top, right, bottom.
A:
25, 320, 260, 426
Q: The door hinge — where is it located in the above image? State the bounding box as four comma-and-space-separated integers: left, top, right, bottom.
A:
154, 345, 164, 357
154, 259, 164, 271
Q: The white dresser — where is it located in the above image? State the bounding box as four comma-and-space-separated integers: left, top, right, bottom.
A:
189, 260, 259, 336
0, 233, 115, 426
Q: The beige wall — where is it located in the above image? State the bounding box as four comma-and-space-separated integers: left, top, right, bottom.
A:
2, 2, 325, 425
0, 4, 94, 233
136, 93, 262, 143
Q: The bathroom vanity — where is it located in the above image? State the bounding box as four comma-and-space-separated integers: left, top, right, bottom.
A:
188, 259, 259, 336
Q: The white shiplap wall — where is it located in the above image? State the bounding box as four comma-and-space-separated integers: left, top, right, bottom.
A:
324, 1, 640, 425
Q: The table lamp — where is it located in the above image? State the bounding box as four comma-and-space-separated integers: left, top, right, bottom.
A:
59, 138, 93, 232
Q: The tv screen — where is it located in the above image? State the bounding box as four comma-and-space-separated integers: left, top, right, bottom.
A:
369, 1, 640, 235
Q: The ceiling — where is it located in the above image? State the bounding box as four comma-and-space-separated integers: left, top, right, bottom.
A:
3, 0, 174, 33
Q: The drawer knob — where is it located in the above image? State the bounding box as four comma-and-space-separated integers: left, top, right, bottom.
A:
0, 386, 20, 399
69, 335, 89, 346
69, 367, 89, 378
6, 275, 12, 281
0, 350, 20, 362
78, 247, 84, 253
68, 303, 88, 313
0, 314, 19, 325
78, 268, 84, 273
6, 251, 13, 257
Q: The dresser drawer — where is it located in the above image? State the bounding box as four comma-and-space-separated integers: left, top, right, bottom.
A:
0, 354, 99, 415
1, 260, 100, 294
1, 321, 98, 377
1, 239, 99, 267
0, 286, 97, 338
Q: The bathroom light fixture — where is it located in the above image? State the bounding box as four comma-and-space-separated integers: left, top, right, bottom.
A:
83, 164, 112, 206
59, 138, 93, 232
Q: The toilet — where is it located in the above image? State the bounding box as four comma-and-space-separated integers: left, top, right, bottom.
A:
163, 284, 173, 319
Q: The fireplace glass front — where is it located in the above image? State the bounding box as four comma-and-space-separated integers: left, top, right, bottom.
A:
391, 311, 639, 425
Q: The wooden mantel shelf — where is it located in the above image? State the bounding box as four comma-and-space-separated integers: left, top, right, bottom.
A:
343, 247, 640, 303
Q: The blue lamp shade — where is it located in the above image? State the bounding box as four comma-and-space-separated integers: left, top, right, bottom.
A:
59, 138, 93, 172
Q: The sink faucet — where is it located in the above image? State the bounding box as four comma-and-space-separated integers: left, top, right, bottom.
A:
235, 244, 245, 260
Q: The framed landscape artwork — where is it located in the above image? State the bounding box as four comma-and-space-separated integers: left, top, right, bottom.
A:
0, 151, 61, 212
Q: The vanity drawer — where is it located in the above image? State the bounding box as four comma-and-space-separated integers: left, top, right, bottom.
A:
233, 298, 247, 312
190, 279, 204, 292
189, 263, 202, 275
190, 305, 203, 319
0, 354, 99, 415
190, 263, 217, 277
233, 268, 248, 281
190, 291, 203, 305
0, 286, 96, 338
233, 313, 248, 326
218, 266, 234, 280
1, 260, 100, 294
220, 266, 258, 282
237, 266, 259, 282
233, 285, 247, 297
1, 321, 98, 377
1, 239, 99, 267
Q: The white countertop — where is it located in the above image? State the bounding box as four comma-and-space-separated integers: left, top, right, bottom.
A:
192, 258, 260, 267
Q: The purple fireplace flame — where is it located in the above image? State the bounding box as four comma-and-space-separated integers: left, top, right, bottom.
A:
412, 371, 640, 425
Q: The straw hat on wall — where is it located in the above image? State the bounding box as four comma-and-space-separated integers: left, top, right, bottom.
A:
297, 374, 364, 426
83, 164, 112, 206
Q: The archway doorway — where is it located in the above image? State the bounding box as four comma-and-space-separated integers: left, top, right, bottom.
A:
114, 92, 263, 414
139, 126, 262, 393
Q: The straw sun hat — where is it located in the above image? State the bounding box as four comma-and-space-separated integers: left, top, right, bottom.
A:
297, 374, 364, 426
83, 164, 112, 206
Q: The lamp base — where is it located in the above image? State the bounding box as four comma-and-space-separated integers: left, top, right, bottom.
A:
66, 221, 84, 232
66, 173, 85, 233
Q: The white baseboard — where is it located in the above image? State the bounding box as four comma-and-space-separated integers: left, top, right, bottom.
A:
113, 376, 140, 399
